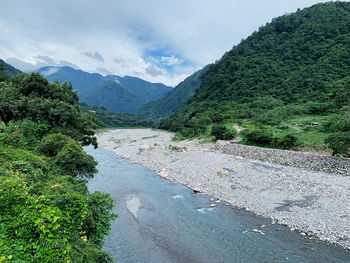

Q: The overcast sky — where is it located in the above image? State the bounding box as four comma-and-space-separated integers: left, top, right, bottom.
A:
0, 0, 329, 86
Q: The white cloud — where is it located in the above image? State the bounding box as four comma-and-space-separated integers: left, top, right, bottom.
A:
0, 0, 329, 86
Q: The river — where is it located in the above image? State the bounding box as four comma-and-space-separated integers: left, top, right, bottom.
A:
85, 145, 350, 263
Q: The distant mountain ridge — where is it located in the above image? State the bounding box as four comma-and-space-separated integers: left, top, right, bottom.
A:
0, 59, 21, 79
138, 66, 209, 120
35, 66, 172, 113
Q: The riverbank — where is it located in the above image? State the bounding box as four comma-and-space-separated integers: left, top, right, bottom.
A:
97, 129, 350, 250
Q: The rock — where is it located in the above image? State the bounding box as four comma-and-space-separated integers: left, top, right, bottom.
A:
260, 225, 266, 228
216, 200, 221, 203
210, 204, 216, 207
192, 187, 201, 193
301, 232, 306, 236
252, 229, 265, 235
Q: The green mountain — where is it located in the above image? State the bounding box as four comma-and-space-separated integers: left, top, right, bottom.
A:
106, 75, 172, 104
138, 66, 208, 120
81, 80, 143, 113
35, 66, 172, 113
160, 2, 350, 154
80, 103, 153, 128
36, 66, 105, 96
0, 59, 21, 80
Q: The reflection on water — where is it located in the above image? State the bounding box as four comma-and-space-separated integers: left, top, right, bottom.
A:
85, 146, 350, 263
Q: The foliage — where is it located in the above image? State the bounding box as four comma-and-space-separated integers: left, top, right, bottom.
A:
138, 66, 208, 120
325, 132, 350, 157
160, 2, 350, 155
211, 124, 236, 140
0, 69, 116, 262
0, 73, 98, 148
55, 141, 98, 179
80, 103, 153, 128
243, 129, 274, 145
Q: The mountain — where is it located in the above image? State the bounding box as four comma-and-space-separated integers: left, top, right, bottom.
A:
138, 66, 208, 120
81, 80, 142, 113
0, 59, 21, 80
106, 75, 172, 104
35, 66, 105, 96
35, 66, 172, 113
160, 2, 350, 152
80, 103, 153, 128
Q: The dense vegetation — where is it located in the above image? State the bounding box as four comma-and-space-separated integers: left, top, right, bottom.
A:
37, 66, 172, 113
37, 66, 105, 96
81, 80, 143, 113
0, 59, 21, 81
138, 67, 208, 120
0, 67, 116, 262
80, 103, 153, 128
159, 2, 350, 157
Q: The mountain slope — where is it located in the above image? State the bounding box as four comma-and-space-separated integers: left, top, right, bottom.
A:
106, 75, 172, 104
160, 2, 350, 150
0, 59, 21, 80
138, 66, 208, 120
81, 80, 142, 113
36, 66, 105, 96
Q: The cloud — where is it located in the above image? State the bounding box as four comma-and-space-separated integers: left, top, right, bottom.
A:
145, 65, 164, 77
0, 0, 329, 86
161, 55, 182, 66
81, 51, 104, 62
5, 56, 80, 72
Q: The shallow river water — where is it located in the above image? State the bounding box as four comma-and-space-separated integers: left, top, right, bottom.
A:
85, 145, 350, 263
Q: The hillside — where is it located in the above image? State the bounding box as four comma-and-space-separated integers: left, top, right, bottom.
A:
138, 66, 208, 120
36, 66, 105, 96
160, 2, 350, 155
0, 72, 115, 262
80, 103, 153, 128
35, 66, 172, 113
106, 75, 172, 104
0, 59, 21, 80
81, 80, 142, 113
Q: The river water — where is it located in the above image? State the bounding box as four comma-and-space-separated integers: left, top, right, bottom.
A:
85, 145, 350, 263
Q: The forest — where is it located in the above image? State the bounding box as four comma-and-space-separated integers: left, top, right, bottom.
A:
158, 2, 350, 157
0, 70, 116, 262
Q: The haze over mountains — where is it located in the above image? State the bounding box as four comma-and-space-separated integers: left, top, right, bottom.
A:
35, 66, 172, 113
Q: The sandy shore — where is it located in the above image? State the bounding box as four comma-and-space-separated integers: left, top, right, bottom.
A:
98, 128, 350, 250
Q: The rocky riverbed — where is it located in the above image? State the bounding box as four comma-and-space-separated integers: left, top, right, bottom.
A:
97, 129, 350, 250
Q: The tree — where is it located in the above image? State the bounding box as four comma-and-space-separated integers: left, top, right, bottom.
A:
0, 73, 98, 147
211, 124, 236, 140
55, 141, 97, 179
325, 132, 350, 157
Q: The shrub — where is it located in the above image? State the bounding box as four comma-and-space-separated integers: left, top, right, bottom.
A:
211, 124, 236, 140
325, 132, 350, 157
278, 134, 300, 150
39, 133, 71, 157
55, 141, 97, 178
244, 129, 273, 145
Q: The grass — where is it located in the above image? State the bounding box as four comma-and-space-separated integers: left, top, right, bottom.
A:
168, 145, 187, 152
216, 171, 230, 177
142, 135, 159, 140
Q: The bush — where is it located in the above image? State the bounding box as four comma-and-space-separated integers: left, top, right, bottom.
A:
55, 141, 97, 178
244, 129, 273, 145
211, 124, 236, 140
277, 134, 300, 150
325, 132, 350, 157
39, 133, 71, 157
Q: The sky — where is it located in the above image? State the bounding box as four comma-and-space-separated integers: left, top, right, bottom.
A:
0, 0, 329, 86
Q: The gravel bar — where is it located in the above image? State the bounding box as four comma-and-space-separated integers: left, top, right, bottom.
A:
97, 129, 350, 251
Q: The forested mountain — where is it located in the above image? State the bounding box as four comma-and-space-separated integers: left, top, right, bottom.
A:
36, 66, 105, 96
106, 75, 172, 104
35, 66, 172, 113
0, 59, 21, 80
138, 66, 208, 120
0, 72, 115, 262
80, 103, 153, 128
160, 2, 350, 156
81, 80, 143, 113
